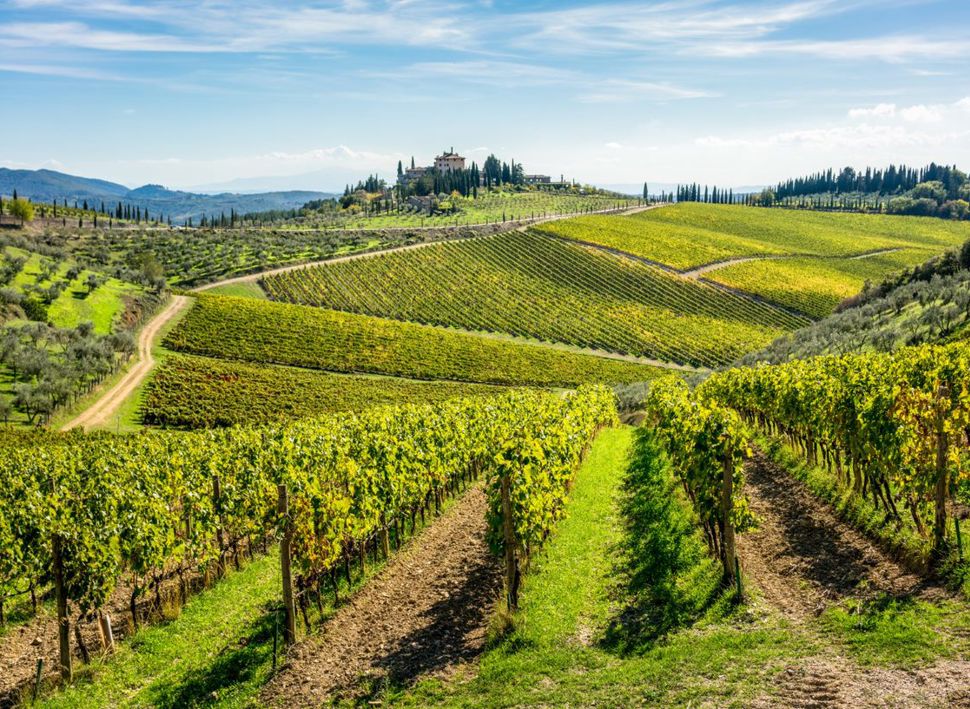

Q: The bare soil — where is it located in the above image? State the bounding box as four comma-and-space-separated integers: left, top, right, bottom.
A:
742, 449, 970, 707
260, 483, 501, 707
739, 449, 940, 620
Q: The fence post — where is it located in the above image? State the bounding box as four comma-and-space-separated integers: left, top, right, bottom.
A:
277, 484, 297, 646
213, 475, 224, 576
721, 447, 737, 586
52, 535, 72, 681
933, 385, 950, 559
98, 611, 115, 653
500, 472, 519, 611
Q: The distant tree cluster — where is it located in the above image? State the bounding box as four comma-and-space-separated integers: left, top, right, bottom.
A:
675, 184, 737, 204
772, 163, 965, 199
740, 163, 970, 221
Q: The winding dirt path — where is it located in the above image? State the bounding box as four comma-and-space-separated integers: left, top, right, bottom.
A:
60, 295, 190, 431
261, 483, 501, 707
680, 247, 904, 279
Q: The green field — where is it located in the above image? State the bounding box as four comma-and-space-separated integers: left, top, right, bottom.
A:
261, 231, 807, 367
164, 295, 665, 387
142, 353, 507, 427
534, 203, 970, 270
2, 246, 144, 333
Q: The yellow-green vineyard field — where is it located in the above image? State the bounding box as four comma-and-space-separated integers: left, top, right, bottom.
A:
164, 295, 664, 387
260, 231, 807, 367
534, 203, 970, 270
142, 353, 507, 428
705, 248, 938, 318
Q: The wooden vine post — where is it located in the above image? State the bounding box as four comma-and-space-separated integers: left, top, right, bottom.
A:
721, 445, 737, 586
500, 472, 519, 611
213, 475, 224, 576
277, 484, 297, 646
52, 534, 72, 681
933, 384, 950, 559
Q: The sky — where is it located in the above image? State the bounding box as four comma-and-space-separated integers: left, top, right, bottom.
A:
1, 0, 969, 192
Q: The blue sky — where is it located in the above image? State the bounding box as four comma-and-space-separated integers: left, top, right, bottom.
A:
1, 0, 969, 191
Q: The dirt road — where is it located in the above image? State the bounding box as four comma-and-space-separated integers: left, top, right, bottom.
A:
61, 295, 191, 432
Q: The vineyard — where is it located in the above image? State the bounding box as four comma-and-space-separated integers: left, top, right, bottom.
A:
163, 295, 664, 388
260, 231, 807, 367
0, 386, 615, 696
534, 203, 970, 270
274, 189, 636, 230
142, 353, 506, 428
698, 342, 970, 562
704, 248, 935, 318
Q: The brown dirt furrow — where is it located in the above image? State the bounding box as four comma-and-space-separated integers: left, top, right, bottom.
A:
739, 448, 939, 620
261, 483, 501, 707
754, 657, 970, 708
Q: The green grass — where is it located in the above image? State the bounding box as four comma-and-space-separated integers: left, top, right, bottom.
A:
40, 554, 282, 709
820, 596, 970, 667
165, 295, 667, 388
536, 203, 970, 271
261, 231, 806, 367
396, 428, 803, 708
199, 281, 267, 299
48, 275, 143, 333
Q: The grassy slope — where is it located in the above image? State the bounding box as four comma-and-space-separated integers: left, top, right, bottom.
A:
40, 555, 282, 709
199, 281, 267, 299
705, 248, 937, 319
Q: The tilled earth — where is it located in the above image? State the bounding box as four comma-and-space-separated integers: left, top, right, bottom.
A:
261, 482, 501, 706
742, 449, 970, 708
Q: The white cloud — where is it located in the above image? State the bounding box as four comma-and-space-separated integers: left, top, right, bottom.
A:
577, 79, 716, 103
848, 103, 896, 119
698, 36, 968, 62
604, 142, 623, 149
0, 62, 125, 80
696, 95, 970, 156
899, 104, 944, 123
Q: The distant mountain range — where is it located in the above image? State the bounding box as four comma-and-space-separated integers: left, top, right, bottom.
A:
0, 168, 335, 223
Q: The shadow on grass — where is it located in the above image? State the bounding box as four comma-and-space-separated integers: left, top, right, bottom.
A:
143, 604, 278, 708
601, 428, 731, 656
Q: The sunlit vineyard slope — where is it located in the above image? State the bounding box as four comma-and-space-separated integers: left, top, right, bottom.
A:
260, 231, 807, 367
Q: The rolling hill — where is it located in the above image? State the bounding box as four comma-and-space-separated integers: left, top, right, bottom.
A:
0, 168, 334, 223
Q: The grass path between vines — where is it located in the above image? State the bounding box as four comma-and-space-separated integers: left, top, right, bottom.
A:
396, 427, 799, 707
